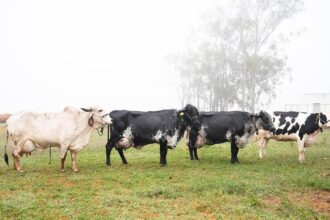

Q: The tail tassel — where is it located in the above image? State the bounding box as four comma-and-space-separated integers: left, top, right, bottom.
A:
4, 153, 8, 165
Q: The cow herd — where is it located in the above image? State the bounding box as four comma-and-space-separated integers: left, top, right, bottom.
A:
1, 104, 329, 173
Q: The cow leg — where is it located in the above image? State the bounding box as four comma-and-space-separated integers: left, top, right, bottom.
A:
258, 138, 269, 159
12, 145, 23, 172
160, 138, 168, 166
60, 146, 68, 172
116, 148, 128, 164
12, 154, 22, 172
230, 137, 239, 164
193, 148, 199, 160
188, 147, 194, 160
70, 150, 79, 172
302, 148, 307, 161
106, 140, 114, 165
297, 140, 305, 163
60, 151, 68, 172
189, 129, 198, 160
106, 136, 125, 165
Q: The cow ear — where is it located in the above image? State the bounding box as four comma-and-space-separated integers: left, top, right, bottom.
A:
88, 114, 94, 127
256, 110, 267, 118
260, 110, 267, 117
81, 108, 92, 112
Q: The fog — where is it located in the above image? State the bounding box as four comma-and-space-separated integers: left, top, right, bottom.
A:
0, 0, 329, 113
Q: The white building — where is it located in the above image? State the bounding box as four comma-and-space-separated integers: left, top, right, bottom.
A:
284, 93, 330, 113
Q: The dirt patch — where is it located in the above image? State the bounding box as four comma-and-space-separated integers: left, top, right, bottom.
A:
137, 205, 160, 219
263, 196, 281, 208
140, 212, 159, 219
193, 203, 217, 220
99, 208, 108, 216
93, 179, 103, 187
289, 191, 330, 214
63, 181, 76, 187
264, 191, 330, 214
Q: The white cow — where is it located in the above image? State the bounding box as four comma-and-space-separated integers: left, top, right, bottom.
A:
5, 106, 112, 172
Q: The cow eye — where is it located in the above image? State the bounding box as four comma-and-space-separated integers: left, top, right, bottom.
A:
99, 110, 102, 112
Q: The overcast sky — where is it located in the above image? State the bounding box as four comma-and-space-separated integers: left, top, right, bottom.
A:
1, 0, 329, 113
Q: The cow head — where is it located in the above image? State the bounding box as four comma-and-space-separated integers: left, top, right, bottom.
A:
316, 112, 329, 132
81, 106, 112, 128
177, 104, 201, 130
254, 110, 275, 132
318, 112, 328, 127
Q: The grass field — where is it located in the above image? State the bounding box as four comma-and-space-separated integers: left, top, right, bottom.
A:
0, 124, 329, 219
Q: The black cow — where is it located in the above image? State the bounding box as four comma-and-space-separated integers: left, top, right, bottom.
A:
257, 111, 328, 162
187, 110, 275, 163
105, 104, 200, 166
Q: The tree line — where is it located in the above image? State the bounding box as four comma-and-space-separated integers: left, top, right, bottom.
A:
168, 0, 303, 112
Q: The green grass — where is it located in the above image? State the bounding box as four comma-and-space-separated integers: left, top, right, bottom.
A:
0, 124, 329, 219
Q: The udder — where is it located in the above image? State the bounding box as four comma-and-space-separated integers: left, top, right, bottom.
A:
194, 135, 206, 148
116, 138, 132, 149
304, 131, 319, 147
21, 140, 36, 154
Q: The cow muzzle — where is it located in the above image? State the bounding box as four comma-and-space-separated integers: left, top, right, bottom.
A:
96, 114, 112, 125
101, 114, 112, 125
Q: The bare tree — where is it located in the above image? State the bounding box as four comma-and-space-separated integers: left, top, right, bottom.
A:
231, 0, 303, 112
168, 0, 303, 111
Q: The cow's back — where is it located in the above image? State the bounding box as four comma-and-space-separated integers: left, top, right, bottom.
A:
201, 111, 249, 131
272, 112, 306, 137
7, 111, 78, 146
267, 111, 322, 141
199, 111, 250, 144
111, 110, 177, 131
110, 109, 180, 145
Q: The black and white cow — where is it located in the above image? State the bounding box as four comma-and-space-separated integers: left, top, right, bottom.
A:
257, 111, 328, 162
187, 110, 275, 164
105, 104, 200, 166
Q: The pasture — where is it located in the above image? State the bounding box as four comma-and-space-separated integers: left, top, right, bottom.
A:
0, 124, 329, 219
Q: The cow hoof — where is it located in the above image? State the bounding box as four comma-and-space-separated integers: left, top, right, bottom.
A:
160, 163, 167, 167
73, 170, 79, 173
18, 170, 24, 173
60, 169, 65, 172
122, 162, 128, 165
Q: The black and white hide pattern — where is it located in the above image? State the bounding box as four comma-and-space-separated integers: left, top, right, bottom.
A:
257, 111, 328, 162
105, 104, 200, 166
187, 110, 275, 164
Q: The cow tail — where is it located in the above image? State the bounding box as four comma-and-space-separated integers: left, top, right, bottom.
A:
107, 124, 110, 141
49, 147, 52, 164
4, 131, 9, 165
105, 124, 110, 150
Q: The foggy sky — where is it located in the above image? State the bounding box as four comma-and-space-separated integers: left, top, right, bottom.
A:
1, 0, 329, 113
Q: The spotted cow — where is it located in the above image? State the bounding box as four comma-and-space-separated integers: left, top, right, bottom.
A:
105, 104, 200, 166
257, 111, 328, 162
187, 110, 275, 164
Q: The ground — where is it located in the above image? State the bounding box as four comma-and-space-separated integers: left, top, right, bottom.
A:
0, 124, 329, 219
